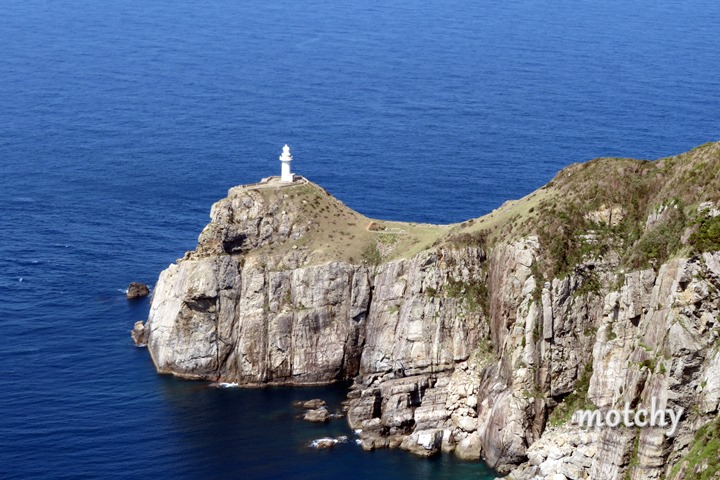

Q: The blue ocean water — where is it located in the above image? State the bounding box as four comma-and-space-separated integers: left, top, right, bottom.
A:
1, 0, 718, 478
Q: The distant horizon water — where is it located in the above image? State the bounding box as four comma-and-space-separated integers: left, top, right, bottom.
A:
1, 0, 719, 478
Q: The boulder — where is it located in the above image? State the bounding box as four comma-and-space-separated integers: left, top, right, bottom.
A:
309, 435, 348, 449
131, 320, 148, 346
400, 429, 443, 457
127, 282, 150, 299
360, 434, 389, 451
310, 438, 337, 449
300, 399, 327, 409
455, 432, 482, 460
304, 407, 330, 423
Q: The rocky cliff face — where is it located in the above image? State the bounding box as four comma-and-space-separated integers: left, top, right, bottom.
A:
140, 143, 720, 480
506, 252, 720, 480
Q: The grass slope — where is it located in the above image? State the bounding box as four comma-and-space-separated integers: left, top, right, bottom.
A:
245, 141, 720, 269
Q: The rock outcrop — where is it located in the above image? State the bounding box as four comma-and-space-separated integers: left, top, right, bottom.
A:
297, 399, 326, 409
507, 252, 720, 480
139, 144, 720, 479
131, 320, 148, 346
127, 282, 150, 299
303, 407, 331, 423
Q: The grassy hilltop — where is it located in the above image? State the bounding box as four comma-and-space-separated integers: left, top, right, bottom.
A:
248, 141, 720, 274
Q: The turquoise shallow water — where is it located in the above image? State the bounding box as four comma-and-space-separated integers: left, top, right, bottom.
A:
1, 0, 719, 478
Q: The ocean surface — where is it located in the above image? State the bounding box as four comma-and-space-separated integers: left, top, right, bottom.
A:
1, 0, 718, 478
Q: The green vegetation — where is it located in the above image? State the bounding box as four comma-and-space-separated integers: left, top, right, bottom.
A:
424, 287, 437, 298
512, 158, 657, 277
445, 278, 489, 315
377, 232, 400, 246
607, 325, 618, 341
248, 143, 720, 275
531, 262, 544, 303
533, 319, 542, 343
478, 337, 493, 355
690, 214, 720, 254
446, 230, 487, 248
440, 142, 720, 279
669, 416, 720, 480
623, 433, 641, 480
574, 270, 603, 297
639, 357, 657, 372
472, 337, 497, 370
361, 242, 383, 266
548, 361, 594, 427
246, 180, 451, 266
624, 202, 687, 269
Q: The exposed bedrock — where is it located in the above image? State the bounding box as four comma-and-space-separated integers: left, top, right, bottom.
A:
141, 157, 720, 478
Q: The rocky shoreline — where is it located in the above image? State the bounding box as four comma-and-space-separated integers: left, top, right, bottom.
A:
135, 143, 720, 479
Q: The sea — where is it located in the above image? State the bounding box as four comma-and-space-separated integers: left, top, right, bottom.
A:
1, 0, 718, 478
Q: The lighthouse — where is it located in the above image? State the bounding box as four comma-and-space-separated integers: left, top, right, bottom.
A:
279, 144, 294, 183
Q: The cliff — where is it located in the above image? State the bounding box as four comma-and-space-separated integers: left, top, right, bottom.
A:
139, 143, 720, 479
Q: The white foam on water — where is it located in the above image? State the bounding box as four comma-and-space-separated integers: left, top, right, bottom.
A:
216, 382, 239, 388
309, 435, 349, 448
310, 437, 338, 448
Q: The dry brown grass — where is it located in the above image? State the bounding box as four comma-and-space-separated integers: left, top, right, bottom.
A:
245, 141, 720, 270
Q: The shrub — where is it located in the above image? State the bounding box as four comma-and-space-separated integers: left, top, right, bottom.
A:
690, 215, 720, 254
669, 416, 720, 480
574, 270, 602, 297
361, 242, 382, 266
447, 230, 487, 248
548, 361, 594, 426
624, 204, 686, 269
445, 278, 489, 315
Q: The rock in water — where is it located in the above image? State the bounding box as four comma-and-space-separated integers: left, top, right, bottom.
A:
131, 321, 148, 346
127, 282, 150, 299
301, 399, 327, 409
309, 436, 348, 449
311, 438, 337, 449
303, 407, 330, 423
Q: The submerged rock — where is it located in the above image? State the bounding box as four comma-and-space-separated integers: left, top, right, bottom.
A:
311, 438, 336, 449
309, 435, 348, 449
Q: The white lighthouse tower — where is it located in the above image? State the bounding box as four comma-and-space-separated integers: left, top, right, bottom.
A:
279, 144, 294, 183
